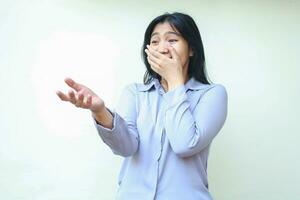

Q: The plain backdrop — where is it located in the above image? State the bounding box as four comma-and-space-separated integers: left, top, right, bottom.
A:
0, 0, 299, 199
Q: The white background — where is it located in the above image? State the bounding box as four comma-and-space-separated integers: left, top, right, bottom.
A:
0, 0, 299, 199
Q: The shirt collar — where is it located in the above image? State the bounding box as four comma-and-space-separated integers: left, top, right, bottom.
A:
137, 77, 208, 92
136, 78, 158, 92
185, 77, 207, 91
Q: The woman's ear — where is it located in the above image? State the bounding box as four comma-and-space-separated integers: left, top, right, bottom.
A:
189, 49, 194, 57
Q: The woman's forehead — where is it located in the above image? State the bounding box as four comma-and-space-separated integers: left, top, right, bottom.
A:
151, 22, 180, 37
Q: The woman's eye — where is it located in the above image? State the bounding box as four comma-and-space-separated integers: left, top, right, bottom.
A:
151, 41, 158, 44
168, 39, 178, 43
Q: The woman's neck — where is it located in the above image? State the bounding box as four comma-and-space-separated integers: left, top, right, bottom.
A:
160, 75, 189, 92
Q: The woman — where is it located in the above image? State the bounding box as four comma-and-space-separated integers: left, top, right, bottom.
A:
57, 12, 228, 200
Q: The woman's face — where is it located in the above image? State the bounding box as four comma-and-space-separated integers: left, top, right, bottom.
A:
149, 22, 193, 69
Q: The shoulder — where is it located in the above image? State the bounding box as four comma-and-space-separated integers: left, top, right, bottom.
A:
122, 79, 156, 93
121, 81, 154, 95
201, 83, 228, 102
188, 77, 227, 100
121, 83, 137, 95
207, 83, 227, 94
188, 78, 227, 95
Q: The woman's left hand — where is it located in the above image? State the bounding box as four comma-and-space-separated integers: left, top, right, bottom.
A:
145, 44, 185, 89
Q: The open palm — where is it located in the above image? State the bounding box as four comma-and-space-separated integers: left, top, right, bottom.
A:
56, 78, 105, 113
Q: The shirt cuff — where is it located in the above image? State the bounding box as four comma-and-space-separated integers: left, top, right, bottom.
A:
93, 108, 118, 135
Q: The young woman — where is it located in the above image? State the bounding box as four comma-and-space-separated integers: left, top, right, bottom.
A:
57, 12, 228, 200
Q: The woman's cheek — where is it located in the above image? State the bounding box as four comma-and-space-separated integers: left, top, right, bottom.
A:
171, 44, 180, 54
174, 47, 182, 58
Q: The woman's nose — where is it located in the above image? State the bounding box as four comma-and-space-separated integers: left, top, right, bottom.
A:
156, 42, 169, 54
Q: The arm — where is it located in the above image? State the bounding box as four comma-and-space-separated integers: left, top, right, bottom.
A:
163, 84, 228, 157
56, 77, 139, 157
94, 84, 139, 157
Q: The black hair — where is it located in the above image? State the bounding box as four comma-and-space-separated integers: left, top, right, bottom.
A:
141, 12, 210, 84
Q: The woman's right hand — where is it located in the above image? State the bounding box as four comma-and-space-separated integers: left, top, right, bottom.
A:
56, 77, 105, 115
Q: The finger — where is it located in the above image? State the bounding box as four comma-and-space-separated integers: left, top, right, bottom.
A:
64, 77, 82, 92
75, 92, 84, 107
86, 95, 92, 107
146, 45, 165, 59
168, 45, 180, 60
145, 49, 161, 66
68, 90, 76, 104
81, 95, 92, 109
147, 57, 161, 75
56, 90, 69, 101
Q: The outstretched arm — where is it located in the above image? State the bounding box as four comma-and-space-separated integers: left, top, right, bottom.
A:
56, 78, 139, 157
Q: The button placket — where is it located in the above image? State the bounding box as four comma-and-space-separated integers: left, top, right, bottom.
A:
156, 100, 166, 162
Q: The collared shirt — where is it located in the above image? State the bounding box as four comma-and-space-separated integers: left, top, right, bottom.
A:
94, 77, 228, 200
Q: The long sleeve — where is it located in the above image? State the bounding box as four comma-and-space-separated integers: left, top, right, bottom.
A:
163, 84, 228, 158
94, 84, 139, 157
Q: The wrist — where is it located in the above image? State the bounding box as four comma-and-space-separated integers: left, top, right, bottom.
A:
92, 107, 106, 117
92, 108, 113, 129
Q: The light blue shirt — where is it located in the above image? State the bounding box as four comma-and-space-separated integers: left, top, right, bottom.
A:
94, 77, 228, 200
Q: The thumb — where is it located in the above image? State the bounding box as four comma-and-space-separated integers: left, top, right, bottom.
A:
64, 77, 82, 92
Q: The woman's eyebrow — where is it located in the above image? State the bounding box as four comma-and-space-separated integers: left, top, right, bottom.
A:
151, 31, 181, 38
165, 31, 181, 36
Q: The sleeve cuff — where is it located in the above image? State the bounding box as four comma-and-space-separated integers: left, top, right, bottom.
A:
93, 108, 118, 135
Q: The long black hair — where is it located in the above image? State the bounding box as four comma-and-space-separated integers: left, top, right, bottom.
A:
141, 12, 210, 85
